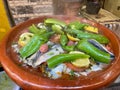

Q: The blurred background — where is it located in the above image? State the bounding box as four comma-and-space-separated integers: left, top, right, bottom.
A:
2, 0, 120, 23
0, 0, 119, 41
7, 0, 120, 23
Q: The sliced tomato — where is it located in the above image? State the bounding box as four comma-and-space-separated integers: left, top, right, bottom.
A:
39, 44, 48, 53
50, 34, 61, 43
67, 40, 75, 46
65, 63, 88, 72
105, 43, 112, 52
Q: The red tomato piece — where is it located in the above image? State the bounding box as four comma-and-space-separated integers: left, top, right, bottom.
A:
65, 63, 88, 72
39, 44, 48, 53
67, 40, 75, 46
50, 34, 60, 43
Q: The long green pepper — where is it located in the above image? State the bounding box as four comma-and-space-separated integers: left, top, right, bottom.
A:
38, 31, 55, 42
65, 29, 109, 44
29, 24, 46, 35
77, 39, 111, 64
76, 32, 109, 44
19, 35, 44, 58
52, 24, 64, 34
44, 18, 66, 27
60, 34, 68, 46
47, 53, 90, 68
68, 21, 86, 30
62, 45, 75, 51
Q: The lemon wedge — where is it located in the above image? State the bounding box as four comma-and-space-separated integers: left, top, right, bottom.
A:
70, 51, 90, 68
67, 33, 79, 41
71, 58, 90, 67
84, 26, 98, 33
18, 32, 34, 47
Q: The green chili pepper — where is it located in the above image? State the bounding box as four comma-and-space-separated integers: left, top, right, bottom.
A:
60, 34, 68, 46
60, 34, 75, 51
29, 24, 46, 35
62, 45, 75, 51
68, 21, 86, 30
44, 18, 66, 27
39, 31, 55, 42
47, 53, 90, 68
77, 32, 109, 44
52, 24, 64, 34
77, 39, 111, 64
64, 28, 80, 35
19, 35, 44, 58
65, 29, 109, 44
19, 31, 54, 58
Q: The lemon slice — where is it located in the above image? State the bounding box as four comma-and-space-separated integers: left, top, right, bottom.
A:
84, 26, 98, 33
71, 58, 90, 67
67, 33, 79, 41
70, 51, 90, 68
18, 32, 34, 47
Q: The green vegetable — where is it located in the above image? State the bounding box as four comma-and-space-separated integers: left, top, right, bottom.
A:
29, 24, 46, 35
47, 53, 90, 68
65, 29, 109, 44
60, 34, 75, 51
39, 31, 55, 42
52, 24, 64, 34
68, 21, 86, 30
19, 35, 44, 58
44, 18, 66, 27
62, 45, 75, 51
77, 39, 111, 64
77, 32, 109, 44
60, 34, 68, 46
18, 32, 34, 46
64, 28, 81, 35
19, 31, 54, 58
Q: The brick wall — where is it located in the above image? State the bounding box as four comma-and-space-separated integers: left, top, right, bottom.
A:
8, 0, 53, 24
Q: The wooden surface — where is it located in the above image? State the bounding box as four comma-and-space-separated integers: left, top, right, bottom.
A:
104, 0, 120, 18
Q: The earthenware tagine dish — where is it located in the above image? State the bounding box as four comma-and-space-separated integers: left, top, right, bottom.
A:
0, 15, 120, 90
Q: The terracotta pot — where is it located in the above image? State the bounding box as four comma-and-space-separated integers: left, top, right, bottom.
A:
0, 15, 120, 90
